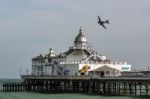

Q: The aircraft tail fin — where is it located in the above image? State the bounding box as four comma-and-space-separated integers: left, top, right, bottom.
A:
106, 20, 109, 24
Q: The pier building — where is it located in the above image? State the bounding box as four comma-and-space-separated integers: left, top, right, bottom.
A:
31, 28, 131, 77
4, 28, 150, 96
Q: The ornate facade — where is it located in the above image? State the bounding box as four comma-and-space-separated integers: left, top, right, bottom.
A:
31, 28, 131, 77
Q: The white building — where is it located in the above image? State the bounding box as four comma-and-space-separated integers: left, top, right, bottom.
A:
31, 28, 131, 77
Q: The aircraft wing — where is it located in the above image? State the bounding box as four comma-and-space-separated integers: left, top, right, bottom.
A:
98, 16, 101, 22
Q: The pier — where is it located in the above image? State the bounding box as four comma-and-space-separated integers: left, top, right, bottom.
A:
3, 76, 150, 96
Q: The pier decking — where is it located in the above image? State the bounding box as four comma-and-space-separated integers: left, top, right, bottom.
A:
3, 76, 150, 96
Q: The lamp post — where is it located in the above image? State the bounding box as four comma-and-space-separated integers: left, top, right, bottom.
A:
19, 68, 22, 76
26, 68, 28, 76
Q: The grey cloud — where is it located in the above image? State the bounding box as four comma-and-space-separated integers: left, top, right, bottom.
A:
0, 0, 150, 78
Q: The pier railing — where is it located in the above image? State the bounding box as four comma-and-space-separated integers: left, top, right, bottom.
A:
21, 75, 91, 80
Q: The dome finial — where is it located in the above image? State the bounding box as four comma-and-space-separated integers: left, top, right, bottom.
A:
79, 27, 82, 33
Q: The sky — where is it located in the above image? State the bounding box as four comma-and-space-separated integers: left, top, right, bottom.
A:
0, 0, 150, 78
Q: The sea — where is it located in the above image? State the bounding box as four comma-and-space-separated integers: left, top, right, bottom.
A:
0, 79, 149, 99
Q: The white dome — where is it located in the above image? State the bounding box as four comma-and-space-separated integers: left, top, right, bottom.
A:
48, 48, 56, 57
74, 28, 87, 43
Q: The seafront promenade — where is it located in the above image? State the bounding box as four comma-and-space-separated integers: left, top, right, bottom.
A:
3, 75, 150, 96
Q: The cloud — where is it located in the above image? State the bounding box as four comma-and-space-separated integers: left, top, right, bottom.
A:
0, 0, 150, 78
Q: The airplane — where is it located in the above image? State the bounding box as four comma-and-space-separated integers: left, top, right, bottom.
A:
98, 16, 109, 29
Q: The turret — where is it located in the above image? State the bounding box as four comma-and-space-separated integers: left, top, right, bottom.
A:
74, 28, 87, 48
48, 48, 56, 57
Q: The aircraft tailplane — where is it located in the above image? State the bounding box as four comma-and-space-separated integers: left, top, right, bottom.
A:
106, 20, 109, 24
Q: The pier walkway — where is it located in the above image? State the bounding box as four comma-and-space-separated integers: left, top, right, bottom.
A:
3, 76, 150, 96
